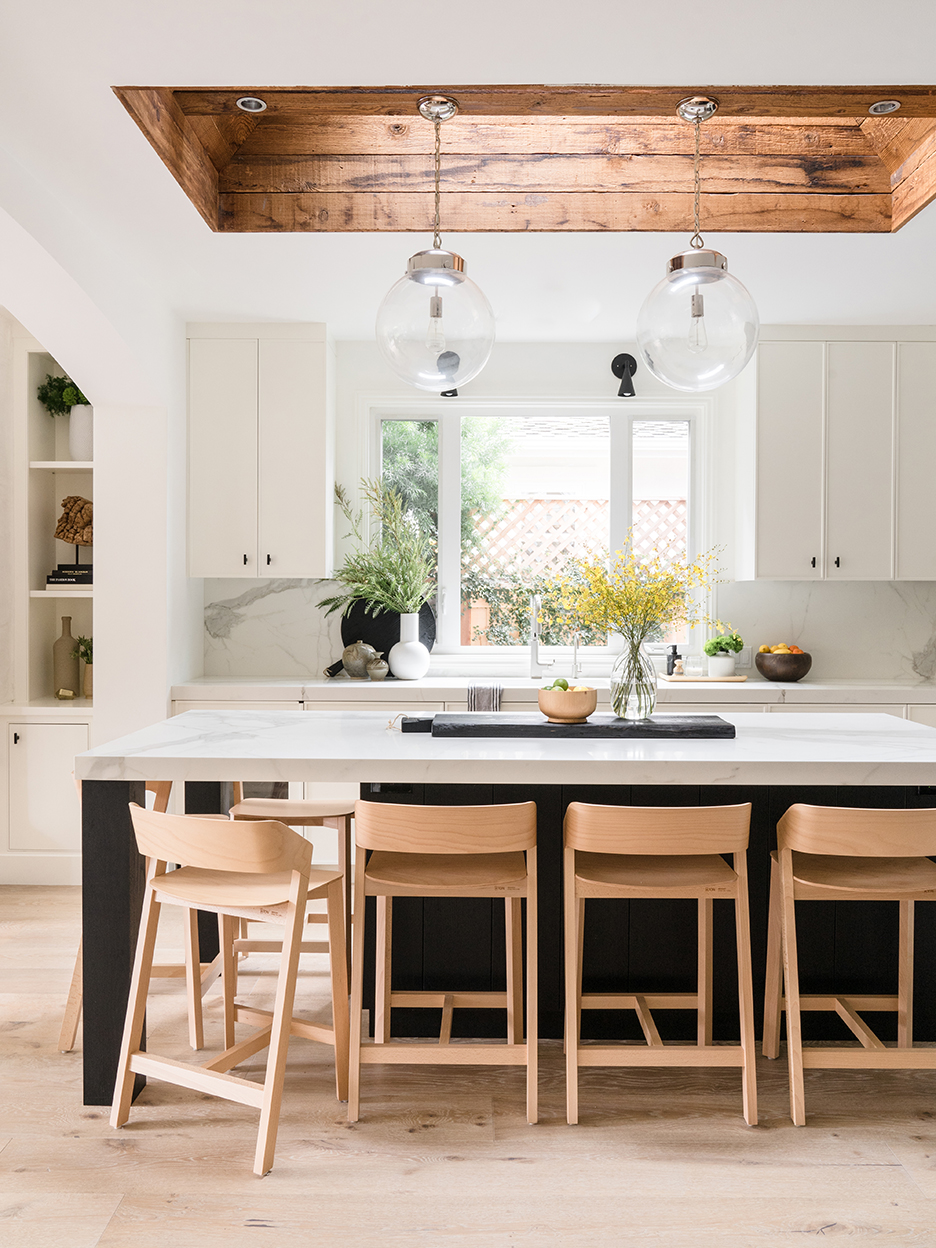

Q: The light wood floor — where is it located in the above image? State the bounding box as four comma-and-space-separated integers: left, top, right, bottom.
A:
2, 887, 936, 1247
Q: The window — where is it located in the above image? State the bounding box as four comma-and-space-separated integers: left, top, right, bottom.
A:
376, 402, 702, 654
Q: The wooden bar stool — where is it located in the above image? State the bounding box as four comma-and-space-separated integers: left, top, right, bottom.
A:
228, 783, 354, 967
763, 803, 936, 1126
564, 801, 756, 1126
110, 804, 349, 1177
348, 799, 538, 1124
59, 780, 219, 1053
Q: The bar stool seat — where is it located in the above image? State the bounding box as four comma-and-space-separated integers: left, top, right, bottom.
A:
229, 798, 355, 822
153, 865, 343, 909
785, 851, 936, 895
366, 850, 528, 891
574, 851, 739, 894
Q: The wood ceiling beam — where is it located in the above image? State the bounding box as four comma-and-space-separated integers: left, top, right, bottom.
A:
219, 153, 890, 196
233, 118, 876, 158
114, 87, 220, 228
861, 116, 936, 229
163, 85, 936, 119
218, 191, 892, 233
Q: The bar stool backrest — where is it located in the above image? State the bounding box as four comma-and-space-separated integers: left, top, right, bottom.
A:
129, 804, 313, 874
778, 803, 936, 857
564, 802, 751, 854
354, 800, 537, 854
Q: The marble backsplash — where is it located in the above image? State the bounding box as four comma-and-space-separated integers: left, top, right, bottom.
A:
205, 576, 936, 683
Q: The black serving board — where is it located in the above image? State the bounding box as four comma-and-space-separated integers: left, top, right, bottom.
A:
400, 713, 735, 739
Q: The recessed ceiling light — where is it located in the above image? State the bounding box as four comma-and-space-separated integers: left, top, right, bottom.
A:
236, 96, 267, 113
869, 100, 901, 115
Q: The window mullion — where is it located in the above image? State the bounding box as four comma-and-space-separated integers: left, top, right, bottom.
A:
609, 412, 633, 558
436, 412, 462, 649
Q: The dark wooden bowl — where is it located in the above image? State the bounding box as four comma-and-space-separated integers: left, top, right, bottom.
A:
755, 651, 812, 682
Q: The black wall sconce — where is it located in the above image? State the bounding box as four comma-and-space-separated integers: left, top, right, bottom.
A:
611, 353, 638, 397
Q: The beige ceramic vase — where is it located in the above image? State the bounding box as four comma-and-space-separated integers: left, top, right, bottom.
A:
52, 616, 79, 699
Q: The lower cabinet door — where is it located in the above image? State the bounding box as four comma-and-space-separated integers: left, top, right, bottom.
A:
8, 722, 89, 852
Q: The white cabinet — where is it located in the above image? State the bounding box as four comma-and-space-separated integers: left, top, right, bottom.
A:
8, 721, 89, 852
768, 704, 906, 717
896, 343, 936, 580
188, 323, 335, 579
751, 332, 936, 581
755, 341, 824, 579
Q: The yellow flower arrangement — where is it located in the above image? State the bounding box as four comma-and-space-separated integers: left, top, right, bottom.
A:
558, 538, 727, 718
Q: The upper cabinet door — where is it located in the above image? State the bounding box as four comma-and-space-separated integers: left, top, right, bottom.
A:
756, 341, 824, 579
896, 343, 936, 580
188, 338, 259, 578
258, 338, 334, 578
825, 342, 895, 580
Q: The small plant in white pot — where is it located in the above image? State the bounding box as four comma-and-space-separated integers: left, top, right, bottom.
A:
37, 374, 92, 461
704, 631, 743, 678
318, 480, 435, 680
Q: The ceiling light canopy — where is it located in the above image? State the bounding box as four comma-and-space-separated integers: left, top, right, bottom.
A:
375, 95, 495, 395
636, 95, 759, 393
235, 96, 267, 113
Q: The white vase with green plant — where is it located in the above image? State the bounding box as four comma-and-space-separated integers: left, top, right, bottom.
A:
318, 480, 435, 680
37, 374, 92, 461
560, 540, 725, 719
704, 631, 743, 677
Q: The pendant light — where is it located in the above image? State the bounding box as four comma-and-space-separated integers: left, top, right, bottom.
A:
375, 95, 495, 395
636, 96, 759, 393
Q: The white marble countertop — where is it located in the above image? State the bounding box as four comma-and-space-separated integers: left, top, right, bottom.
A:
170, 675, 936, 705
77, 709, 936, 786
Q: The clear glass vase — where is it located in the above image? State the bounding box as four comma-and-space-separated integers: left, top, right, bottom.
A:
610, 641, 658, 719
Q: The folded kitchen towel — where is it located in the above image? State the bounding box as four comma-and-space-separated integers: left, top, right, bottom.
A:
467, 680, 502, 713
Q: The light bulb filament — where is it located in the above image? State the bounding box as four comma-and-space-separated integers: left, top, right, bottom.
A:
425, 292, 446, 353
688, 289, 707, 354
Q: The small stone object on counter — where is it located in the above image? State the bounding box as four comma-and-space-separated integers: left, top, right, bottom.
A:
54, 496, 93, 546
341, 639, 380, 680
366, 655, 389, 681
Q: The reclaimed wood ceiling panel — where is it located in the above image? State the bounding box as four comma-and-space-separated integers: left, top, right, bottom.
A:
113, 85, 936, 234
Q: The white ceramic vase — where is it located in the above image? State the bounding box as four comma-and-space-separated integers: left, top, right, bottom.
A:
69, 405, 93, 461
707, 653, 736, 678
388, 612, 430, 680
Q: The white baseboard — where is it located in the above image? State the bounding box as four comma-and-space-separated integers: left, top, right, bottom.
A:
0, 854, 82, 885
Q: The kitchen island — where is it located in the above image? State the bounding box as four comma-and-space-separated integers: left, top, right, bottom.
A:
76, 710, 936, 1104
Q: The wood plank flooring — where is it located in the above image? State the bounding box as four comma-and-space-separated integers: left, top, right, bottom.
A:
2, 886, 936, 1246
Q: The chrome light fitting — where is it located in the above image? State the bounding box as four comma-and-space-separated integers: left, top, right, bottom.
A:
636, 95, 759, 392
235, 96, 267, 113
375, 94, 495, 395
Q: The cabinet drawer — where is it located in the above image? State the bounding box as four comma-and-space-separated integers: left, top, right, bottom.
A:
768, 704, 907, 717
656, 703, 768, 715
172, 701, 302, 713
302, 701, 445, 714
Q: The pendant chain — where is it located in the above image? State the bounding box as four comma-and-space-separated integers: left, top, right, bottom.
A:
432, 118, 442, 250
690, 116, 704, 249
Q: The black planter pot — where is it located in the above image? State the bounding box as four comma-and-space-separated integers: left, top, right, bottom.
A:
339, 602, 436, 666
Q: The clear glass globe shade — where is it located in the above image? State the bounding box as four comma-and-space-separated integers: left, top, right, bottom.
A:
636, 265, 759, 392
376, 272, 495, 391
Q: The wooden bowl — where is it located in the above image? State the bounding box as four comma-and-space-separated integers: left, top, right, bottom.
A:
538, 686, 598, 724
755, 651, 812, 682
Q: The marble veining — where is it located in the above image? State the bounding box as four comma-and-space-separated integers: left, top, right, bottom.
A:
204, 578, 344, 678
77, 708, 936, 787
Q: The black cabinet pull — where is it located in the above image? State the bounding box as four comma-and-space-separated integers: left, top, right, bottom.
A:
266, 554, 271, 566
834, 557, 841, 568
243, 554, 248, 565
12, 732, 19, 744
810, 557, 816, 568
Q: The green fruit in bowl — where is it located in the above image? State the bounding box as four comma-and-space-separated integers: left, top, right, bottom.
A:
553, 678, 569, 691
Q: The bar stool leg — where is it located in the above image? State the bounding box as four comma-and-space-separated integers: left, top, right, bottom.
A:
563, 846, 580, 1125
220, 914, 238, 1050
326, 877, 350, 1101
697, 898, 713, 1047
374, 896, 392, 1043
254, 885, 307, 1177
778, 849, 806, 1126
59, 937, 83, 1053
348, 866, 367, 1123
762, 856, 783, 1060
898, 900, 915, 1048
111, 884, 162, 1129
183, 908, 205, 1051
733, 852, 758, 1126
525, 848, 538, 1125
505, 897, 523, 1045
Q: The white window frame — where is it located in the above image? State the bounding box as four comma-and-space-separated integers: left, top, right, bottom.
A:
355, 395, 712, 670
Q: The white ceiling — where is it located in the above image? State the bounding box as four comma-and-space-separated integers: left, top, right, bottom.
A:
2, 0, 936, 344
